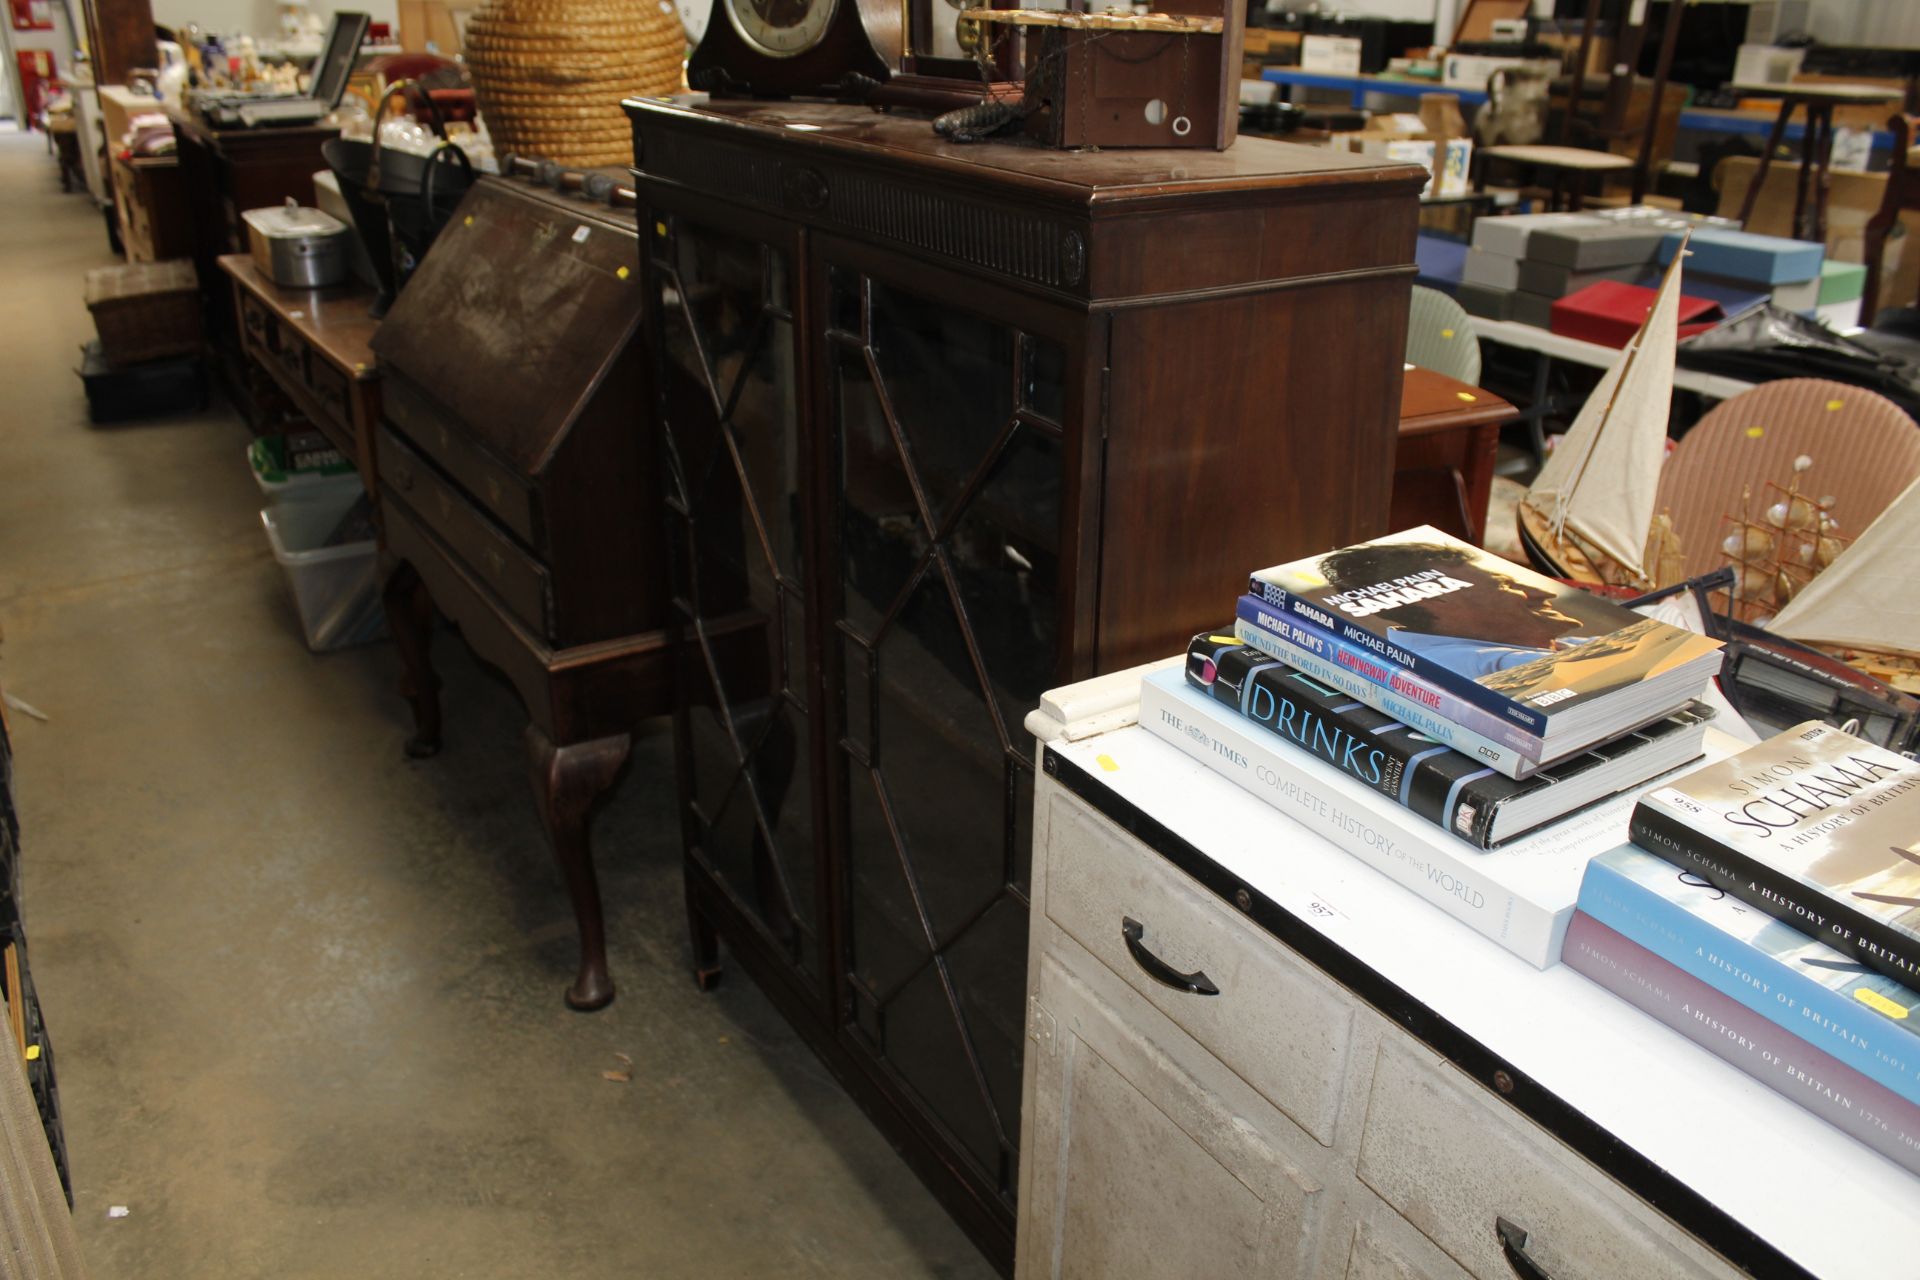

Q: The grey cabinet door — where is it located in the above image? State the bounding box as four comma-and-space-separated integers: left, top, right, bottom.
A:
1018, 945, 1328, 1280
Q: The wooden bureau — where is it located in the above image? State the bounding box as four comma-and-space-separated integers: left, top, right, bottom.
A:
371, 174, 674, 1011
1022, 671, 1920, 1280
625, 96, 1427, 1269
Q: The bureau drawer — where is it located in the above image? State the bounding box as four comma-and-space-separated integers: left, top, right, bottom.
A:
380, 424, 552, 638
382, 376, 540, 549
1357, 1038, 1731, 1280
238, 290, 276, 354
1042, 789, 1355, 1146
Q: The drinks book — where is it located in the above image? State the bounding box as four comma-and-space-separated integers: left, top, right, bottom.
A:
1136, 668, 1727, 968
1564, 911, 1920, 1178
1631, 721, 1920, 987
1247, 526, 1723, 756
1578, 842, 1920, 1105
1185, 632, 1710, 847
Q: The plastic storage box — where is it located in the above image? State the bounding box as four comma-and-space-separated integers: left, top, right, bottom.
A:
248, 436, 357, 512
260, 484, 386, 651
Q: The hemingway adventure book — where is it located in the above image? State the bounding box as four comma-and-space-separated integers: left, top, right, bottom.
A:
1247, 526, 1723, 739
1186, 631, 1709, 847
1632, 722, 1920, 988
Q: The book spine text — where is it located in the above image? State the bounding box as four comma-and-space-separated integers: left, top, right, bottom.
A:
1565, 911, 1920, 1177
1138, 674, 1560, 967
1246, 578, 1544, 732
1630, 802, 1920, 989
1578, 852, 1920, 1104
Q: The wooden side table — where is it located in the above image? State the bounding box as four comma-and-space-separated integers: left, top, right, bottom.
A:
217, 254, 383, 506
1394, 364, 1517, 546
1731, 82, 1903, 243
1475, 143, 1632, 211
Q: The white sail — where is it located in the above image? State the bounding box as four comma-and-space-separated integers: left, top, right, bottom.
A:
1522, 246, 1686, 580
1773, 474, 1920, 653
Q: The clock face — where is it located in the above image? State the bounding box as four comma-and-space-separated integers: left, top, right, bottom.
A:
722, 0, 839, 58
673, 0, 707, 45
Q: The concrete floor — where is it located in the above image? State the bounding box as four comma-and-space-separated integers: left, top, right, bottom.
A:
0, 129, 996, 1279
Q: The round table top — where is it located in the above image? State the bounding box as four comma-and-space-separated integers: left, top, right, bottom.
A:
1728, 81, 1904, 103
1479, 144, 1634, 171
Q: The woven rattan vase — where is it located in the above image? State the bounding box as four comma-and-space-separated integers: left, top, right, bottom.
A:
464, 0, 684, 168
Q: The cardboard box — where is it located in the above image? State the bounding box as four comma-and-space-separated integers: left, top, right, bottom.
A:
1455, 281, 1517, 321
1820, 259, 1866, 305
1470, 212, 1606, 258
1442, 53, 1554, 90
1526, 224, 1667, 270
397, 0, 476, 54
1462, 247, 1521, 290
1511, 290, 1556, 329
1334, 122, 1471, 200
1515, 258, 1650, 298
1301, 35, 1363, 75
1550, 280, 1722, 347
1656, 227, 1823, 285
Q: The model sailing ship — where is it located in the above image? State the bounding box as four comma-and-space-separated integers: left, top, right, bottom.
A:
1511, 231, 1920, 698
1515, 238, 1687, 591
1770, 474, 1920, 694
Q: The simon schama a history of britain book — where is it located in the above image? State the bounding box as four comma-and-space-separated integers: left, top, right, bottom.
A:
1247, 527, 1722, 750
1632, 722, 1920, 987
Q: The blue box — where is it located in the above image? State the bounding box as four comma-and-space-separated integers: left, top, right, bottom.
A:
1658, 227, 1824, 285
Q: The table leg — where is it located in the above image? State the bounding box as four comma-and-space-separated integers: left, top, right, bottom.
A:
1791, 103, 1818, 241
381, 560, 441, 758
688, 879, 722, 992
1740, 101, 1793, 227
1809, 103, 1835, 244
525, 725, 631, 1012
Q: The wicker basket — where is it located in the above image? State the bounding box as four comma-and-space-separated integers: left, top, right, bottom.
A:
465, 0, 683, 168
82, 259, 202, 367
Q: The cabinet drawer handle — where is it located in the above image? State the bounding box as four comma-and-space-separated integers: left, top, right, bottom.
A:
1496, 1216, 1555, 1280
1120, 917, 1218, 996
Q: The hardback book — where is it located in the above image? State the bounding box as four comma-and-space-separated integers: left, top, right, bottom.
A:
1631, 722, 1920, 988
1248, 526, 1723, 757
1578, 842, 1920, 1105
1186, 631, 1711, 846
1564, 911, 1920, 1178
1235, 593, 1544, 770
1137, 668, 1726, 968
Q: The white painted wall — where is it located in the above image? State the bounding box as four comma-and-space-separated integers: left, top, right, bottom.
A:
1805, 0, 1920, 48
151, 0, 397, 42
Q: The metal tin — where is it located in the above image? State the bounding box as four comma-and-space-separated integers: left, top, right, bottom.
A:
243, 199, 350, 289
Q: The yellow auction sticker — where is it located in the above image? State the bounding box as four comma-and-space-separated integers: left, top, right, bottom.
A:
1095, 754, 1120, 773
1856, 988, 1910, 1019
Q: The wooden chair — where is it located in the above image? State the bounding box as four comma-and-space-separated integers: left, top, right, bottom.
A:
1862, 114, 1920, 327
1652, 377, 1920, 580
1405, 286, 1482, 385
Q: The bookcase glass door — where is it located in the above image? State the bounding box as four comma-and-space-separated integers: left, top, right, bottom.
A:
827, 259, 1068, 1202
653, 212, 821, 989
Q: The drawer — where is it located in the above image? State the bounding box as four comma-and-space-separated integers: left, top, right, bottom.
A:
1356, 1038, 1731, 1280
238, 290, 276, 354
380, 424, 552, 638
307, 360, 356, 448
382, 376, 540, 550
272, 319, 307, 384
1043, 789, 1355, 1146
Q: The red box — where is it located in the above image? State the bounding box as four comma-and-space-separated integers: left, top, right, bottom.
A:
1549, 280, 1723, 348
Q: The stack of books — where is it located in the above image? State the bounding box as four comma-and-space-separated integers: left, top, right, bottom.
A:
1136, 526, 1723, 967
1564, 723, 1920, 1176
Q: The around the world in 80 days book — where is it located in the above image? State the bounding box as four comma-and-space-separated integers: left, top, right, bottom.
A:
1631, 721, 1920, 988
1246, 526, 1723, 753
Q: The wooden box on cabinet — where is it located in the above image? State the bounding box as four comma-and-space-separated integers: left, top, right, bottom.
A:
625, 96, 1426, 1272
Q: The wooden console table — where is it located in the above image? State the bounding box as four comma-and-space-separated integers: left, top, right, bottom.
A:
1023, 672, 1920, 1280
218, 254, 382, 494
1394, 365, 1516, 546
